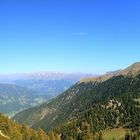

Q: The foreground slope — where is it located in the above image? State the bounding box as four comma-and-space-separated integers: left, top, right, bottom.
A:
2, 112, 140, 140
13, 63, 140, 136
0, 113, 61, 140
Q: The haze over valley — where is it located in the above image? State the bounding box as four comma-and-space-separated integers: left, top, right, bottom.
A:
0, 72, 92, 117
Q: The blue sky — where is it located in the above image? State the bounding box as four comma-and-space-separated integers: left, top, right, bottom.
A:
0, 0, 140, 74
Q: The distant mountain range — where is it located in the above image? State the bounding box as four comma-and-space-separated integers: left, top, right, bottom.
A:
13, 62, 140, 139
0, 73, 93, 99
0, 72, 93, 117
0, 72, 93, 82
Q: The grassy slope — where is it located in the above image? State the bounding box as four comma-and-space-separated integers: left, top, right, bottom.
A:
103, 128, 128, 140
0, 135, 8, 140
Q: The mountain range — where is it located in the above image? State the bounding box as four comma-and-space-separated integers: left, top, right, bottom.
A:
12, 62, 140, 139
0, 73, 92, 117
0, 72, 93, 98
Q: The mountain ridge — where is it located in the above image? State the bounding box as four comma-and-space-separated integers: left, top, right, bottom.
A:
13, 62, 140, 139
80, 62, 140, 83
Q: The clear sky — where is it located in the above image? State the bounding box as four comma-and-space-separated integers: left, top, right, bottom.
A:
0, 0, 140, 74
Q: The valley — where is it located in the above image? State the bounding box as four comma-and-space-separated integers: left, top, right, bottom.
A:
0, 73, 90, 117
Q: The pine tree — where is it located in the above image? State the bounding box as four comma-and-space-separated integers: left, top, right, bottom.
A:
80, 122, 92, 140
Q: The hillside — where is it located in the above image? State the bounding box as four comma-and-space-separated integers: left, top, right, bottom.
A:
1, 112, 140, 140
13, 63, 140, 139
0, 113, 61, 140
0, 84, 46, 117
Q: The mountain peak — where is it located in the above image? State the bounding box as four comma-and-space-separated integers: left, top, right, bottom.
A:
126, 62, 140, 70
80, 62, 140, 83
120, 62, 140, 76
